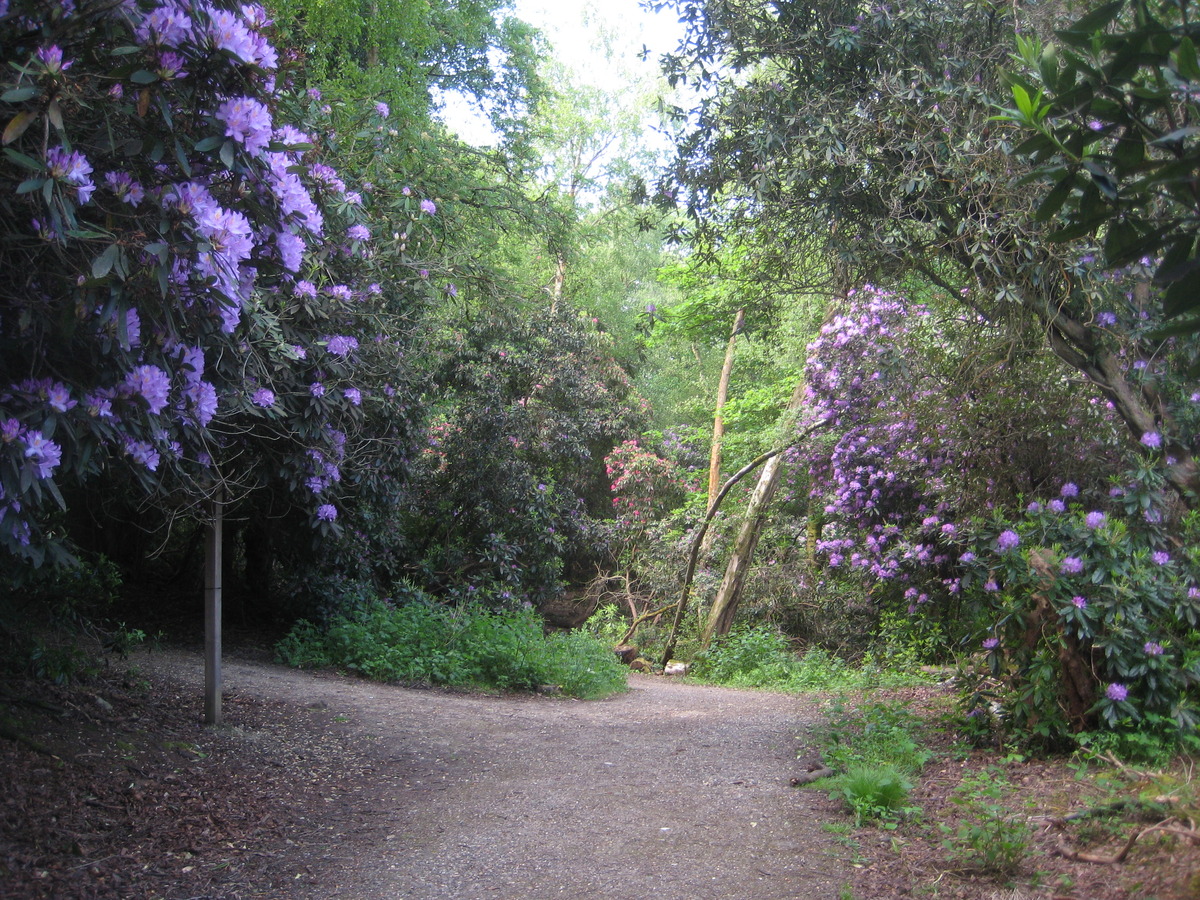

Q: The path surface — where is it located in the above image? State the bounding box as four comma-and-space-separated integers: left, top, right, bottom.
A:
143, 651, 849, 900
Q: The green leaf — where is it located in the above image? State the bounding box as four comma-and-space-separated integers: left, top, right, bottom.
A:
1149, 126, 1200, 148
194, 135, 223, 152
219, 139, 235, 169
1, 86, 38, 102
1083, 160, 1118, 200
1147, 314, 1200, 339
1058, 1, 1125, 46
1039, 44, 1060, 91
15, 177, 44, 194
1112, 134, 1144, 170
1161, 259, 1200, 318
1174, 37, 1200, 81
46, 98, 63, 131
129, 69, 159, 84
92, 244, 119, 279
1035, 177, 1074, 221
174, 139, 191, 176
1047, 214, 1110, 243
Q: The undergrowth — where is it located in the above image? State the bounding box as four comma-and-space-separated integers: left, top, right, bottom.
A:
687, 624, 932, 693
276, 599, 628, 699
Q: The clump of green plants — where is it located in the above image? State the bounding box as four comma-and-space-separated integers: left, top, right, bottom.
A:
939, 768, 1032, 875
276, 598, 627, 699
689, 624, 933, 692
812, 701, 932, 826
836, 765, 917, 826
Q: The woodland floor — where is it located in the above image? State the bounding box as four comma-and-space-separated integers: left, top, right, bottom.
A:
0, 638, 1197, 900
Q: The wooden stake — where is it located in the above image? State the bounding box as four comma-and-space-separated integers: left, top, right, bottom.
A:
204, 492, 223, 726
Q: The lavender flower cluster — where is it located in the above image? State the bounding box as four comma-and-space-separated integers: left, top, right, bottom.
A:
0, 0, 421, 553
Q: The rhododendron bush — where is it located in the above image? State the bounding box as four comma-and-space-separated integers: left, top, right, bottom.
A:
802, 286, 1200, 744
0, 0, 406, 566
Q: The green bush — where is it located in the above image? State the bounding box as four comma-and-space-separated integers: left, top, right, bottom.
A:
940, 769, 1032, 875
276, 599, 627, 699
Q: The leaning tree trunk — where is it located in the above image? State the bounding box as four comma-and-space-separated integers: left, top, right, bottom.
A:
699, 450, 787, 648
700, 381, 807, 649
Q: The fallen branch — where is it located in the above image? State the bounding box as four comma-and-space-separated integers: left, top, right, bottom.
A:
790, 767, 836, 786
1053, 817, 1196, 864
619, 601, 679, 646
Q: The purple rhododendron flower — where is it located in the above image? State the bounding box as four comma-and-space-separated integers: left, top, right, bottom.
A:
316, 503, 337, 522
252, 387, 275, 407
185, 381, 218, 426
217, 96, 273, 156
124, 439, 160, 472
347, 224, 370, 241
1060, 482, 1079, 498
1141, 431, 1162, 449
1105, 683, 1128, 702
1072, 596, 1088, 609
982, 637, 999, 650
1144, 642, 1164, 656
45, 146, 95, 203
46, 383, 75, 413
1048, 499, 1066, 513
126, 365, 170, 414
996, 529, 1020, 551
1085, 511, 1106, 529
343, 387, 361, 406
24, 432, 62, 478
310, 382, 325, 398
1060, 557, 1083, 575
420, 199, 437, 214
276, 230, 304, 272
326, 335, 358, 356
1152, 550, 1170, 565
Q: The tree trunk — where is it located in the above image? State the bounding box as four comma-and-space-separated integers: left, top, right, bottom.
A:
706, 308, 745, 510
700, 451, 786, 648
1038, 296, 1200, 506
700, 381, 807, 648
659, 449, 784, 668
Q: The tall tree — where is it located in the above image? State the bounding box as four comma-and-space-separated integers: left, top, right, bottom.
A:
651, 0, 1200, 504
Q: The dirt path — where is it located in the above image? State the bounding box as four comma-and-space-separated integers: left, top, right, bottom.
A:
141, 650, 849, 900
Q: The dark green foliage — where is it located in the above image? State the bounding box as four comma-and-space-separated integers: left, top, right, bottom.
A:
1, 553, 123, 682
1000, 0, 1200, 333
275, 598, 628, 698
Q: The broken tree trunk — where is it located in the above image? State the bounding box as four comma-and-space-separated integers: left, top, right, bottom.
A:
659, 449, 782, 668
699, 309, 745, 559
700, 381, 807, 649
659, 409, 827, 667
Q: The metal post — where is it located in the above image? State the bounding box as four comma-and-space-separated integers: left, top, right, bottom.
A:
204, 492, 223, 726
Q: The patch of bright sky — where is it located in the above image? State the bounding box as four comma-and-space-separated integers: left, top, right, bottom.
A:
438, 0, 684, 146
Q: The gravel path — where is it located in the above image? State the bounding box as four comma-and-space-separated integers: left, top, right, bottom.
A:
143, 652, 850, 900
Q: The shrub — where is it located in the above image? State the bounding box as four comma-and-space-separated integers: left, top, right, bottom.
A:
940, 769, 1032, 875
276, 598, 627, 698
